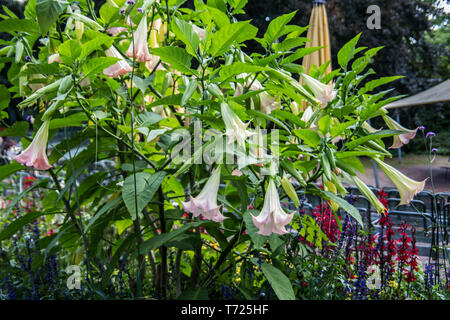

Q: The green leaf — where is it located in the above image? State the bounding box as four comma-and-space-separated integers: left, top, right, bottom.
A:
261, 263, 296, 300
0, 162, 26, 181
81, 56, 120, 77
0, 121, 29, 137
36, 0, 68, 35
181, 79, 198, 106
281, 46, 324, 65
122, 171, 166, 220
359, 76, 403, 95
79, 37, 114, 60
171, 17, 199, 57
218, 62, 267, 81
0, 85, 10, 111
247, 109, 291, 133
346, 129, 403, 150
321, 190, 363, 226
0, 211, 52, 241
150, 46, 195, 75
337, 33, 361, 70
263, 11, 297, 46
49, 113, 88, 129
136, 111, 163, 127
132, 75, 154, 94
0, 18, 39, 34
148, 93, 183, 107
293, 129, 321, 148
206, 5, 230, 28
209, 21, 258, 57
59, 39, 82, 64
85, 196, 122, 232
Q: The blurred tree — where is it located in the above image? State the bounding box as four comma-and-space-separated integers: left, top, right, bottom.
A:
240, 0, 449, 153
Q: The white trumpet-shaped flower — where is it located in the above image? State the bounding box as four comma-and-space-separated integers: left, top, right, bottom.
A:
382, 114, 418, 149
127, 14, 151, 62
181, 167, 227, 222
13, 119, 52, 170
374, 158, 427, 205
259, 91, 281, 114
251, 179, 294, 236
300, 73, 337, 108
221, 102, 254, 149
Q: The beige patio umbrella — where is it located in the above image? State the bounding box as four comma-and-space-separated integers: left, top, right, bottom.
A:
302, 0, 332, 76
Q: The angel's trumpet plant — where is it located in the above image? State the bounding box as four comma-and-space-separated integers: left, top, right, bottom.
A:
382, 114, 418, 149
126, 14, 151, 62
251, 179, 294, 236
221, 102, 254, 149
300, 73, 336, 108
13, 119, 52, 170
374, 158, 427, 205
103, 46, 133, 78
181, 167, 227, 222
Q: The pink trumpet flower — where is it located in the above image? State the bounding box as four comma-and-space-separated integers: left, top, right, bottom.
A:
103, 46, 133, 78
251, 179, 294, 236
107, 27, 128, 36
382, 114, 418, 149
48, 53, 61, 64
13, 119, 52, 170
181, 167, 227, 222
126, 15, 151, 62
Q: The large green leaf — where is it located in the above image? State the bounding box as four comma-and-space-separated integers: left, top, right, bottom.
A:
218, 62, 268, 81
122, 171, 166, 220
293, 128, 321, 148
321, 190, 363, 226
150, 47, 195, 75
209, 21, 258, 57
263, 11, 297, 46
81, 56, 120, 77
171, 17, 199, 57
36, 0, 68, 35
0, 121, 29, 137
346, 129, 403, 150
0, 18, 39, 34
261, 263, 296, 300
337, 33, 361, 70
0, 162, 26, 181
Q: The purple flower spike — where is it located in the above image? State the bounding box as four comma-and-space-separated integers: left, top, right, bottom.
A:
418, 126, 425, 131
119, 7, 126, 15
25, 55, 31, 61
126, 0, 135, 5
426, 132, 435, 138
137, 7, 143, 12
431, 148, 438, 153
